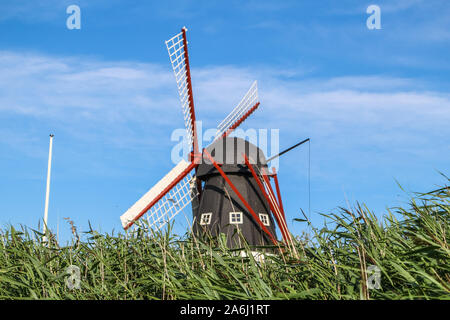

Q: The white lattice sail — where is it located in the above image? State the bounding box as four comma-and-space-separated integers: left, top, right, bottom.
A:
120, 160, 198, 230
165, 28, 194, 149
215, 80, 258, 139
144, 173, 198, 231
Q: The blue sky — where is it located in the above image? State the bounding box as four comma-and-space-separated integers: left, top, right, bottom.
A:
0, 0, 449, 243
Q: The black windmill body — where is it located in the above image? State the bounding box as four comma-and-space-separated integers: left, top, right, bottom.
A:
193, 137, 277, 248
120, 27, 307, 256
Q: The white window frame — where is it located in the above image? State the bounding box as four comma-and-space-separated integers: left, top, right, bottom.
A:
229, 212, 243, 225
259, 213, 270, 226
200, 212, 212, 225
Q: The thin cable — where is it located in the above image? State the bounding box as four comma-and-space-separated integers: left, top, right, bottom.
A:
308, 139, 311, 229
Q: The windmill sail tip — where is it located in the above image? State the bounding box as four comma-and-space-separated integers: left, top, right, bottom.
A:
119, 159, 195, 230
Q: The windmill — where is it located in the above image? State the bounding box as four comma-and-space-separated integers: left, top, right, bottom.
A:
120, 27, 307, 255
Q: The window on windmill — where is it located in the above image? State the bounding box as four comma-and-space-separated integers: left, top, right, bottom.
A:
200, 213, 212, 225
229, 212, 243, 225
259, 213, 270, 226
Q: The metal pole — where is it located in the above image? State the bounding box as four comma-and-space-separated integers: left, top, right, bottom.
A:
43, 134, 54, 241
266, 138, 310, 162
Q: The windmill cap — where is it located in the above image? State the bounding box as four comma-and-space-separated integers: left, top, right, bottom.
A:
197, 136, 268, 179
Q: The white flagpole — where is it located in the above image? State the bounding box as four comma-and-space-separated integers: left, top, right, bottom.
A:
43, 134, 54, 242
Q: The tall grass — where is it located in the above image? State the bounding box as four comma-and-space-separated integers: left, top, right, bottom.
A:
0, 180, 448, 300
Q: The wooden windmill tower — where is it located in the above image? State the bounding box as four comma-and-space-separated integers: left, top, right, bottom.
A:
120, 27, 304, 255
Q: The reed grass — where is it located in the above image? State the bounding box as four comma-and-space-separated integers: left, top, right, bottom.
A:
0, 179, 448, 300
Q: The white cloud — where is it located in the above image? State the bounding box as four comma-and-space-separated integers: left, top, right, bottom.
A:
0, 50, 448, 168
0, 51, 176, 119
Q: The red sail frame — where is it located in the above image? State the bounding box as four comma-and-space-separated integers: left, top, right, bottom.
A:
220, 102, 260, 139
181, 27, 199, 157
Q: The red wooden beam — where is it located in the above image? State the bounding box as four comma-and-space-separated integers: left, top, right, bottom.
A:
242, 154, 290, 244
272, 167, 286, 221
261, 168, 299, 258
181, 28, 202, 199
181, 27, 199, 157
221, 102, 260, 139
203, 149, 278, 246
261, 167, 293, 244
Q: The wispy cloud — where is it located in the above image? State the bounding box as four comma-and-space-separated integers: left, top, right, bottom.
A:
0, 50, 177, 122
1, 50, 448, 168
197, 65, 449, 160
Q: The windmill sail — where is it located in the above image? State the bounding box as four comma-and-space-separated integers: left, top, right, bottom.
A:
215, 80, 259, 139
120, 160, 198, 230
165, 27, 198, 153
